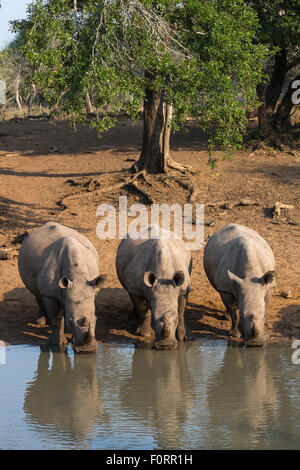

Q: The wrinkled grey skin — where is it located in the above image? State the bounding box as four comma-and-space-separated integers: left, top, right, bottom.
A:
116, 225, 192, 350
204, 223, 275, 347
18, 222, 106, 353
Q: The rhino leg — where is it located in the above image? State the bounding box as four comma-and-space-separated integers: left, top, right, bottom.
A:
42, 297, 67, 346
34, 295, 50, 326
228, 306, 241, 338
220, 292, 240, 338
128, 294, 139, 327
129, 294, 154, 341
176, 294, 188, 341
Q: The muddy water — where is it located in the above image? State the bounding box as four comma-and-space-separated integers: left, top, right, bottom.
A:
0, 340, 299, 450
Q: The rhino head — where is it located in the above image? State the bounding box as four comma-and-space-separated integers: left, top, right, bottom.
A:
228, 269, 275, 346
59, 274, 107, 353
144, 270, 186, 350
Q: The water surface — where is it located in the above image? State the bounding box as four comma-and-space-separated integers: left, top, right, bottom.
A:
0, 340, 299, 449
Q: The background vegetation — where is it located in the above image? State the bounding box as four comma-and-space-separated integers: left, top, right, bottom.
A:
0, 0, 299, 172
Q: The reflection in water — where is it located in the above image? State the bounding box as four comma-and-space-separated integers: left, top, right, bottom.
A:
119, 343, 195, 449
205, 345, 299, 449
1, 341, 298, 449
23, 347, 107, 445
208, 348, 275, 447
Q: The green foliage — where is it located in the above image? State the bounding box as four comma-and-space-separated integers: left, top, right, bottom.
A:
249, 1, 300, 131
175, 0, 269, 158
249, 1, 300, 76
12, 0, 269, 165
249, 1, 300, 48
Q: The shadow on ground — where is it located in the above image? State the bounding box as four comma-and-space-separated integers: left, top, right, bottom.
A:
0, 287, 48, 345
186, 302, 230, 340
273, 304, 300, 340
0, 118, 208, 158
3, 285, 295, 346
0, 197, 52, 237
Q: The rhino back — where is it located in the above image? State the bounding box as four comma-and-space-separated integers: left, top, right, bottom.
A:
18, 223, 99, 296
116, 227, 191, 296
204, 224, 275, 292
20, 222, 98, 260
35, 236, 99, 298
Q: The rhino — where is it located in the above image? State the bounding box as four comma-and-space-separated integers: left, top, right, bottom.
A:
203, 223, 275, 346
18, 222, 106, 353
116, 225, 192, 350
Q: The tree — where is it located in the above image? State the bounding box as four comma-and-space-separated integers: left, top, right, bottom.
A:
249, 1, 300, 133
0, 43, 31, 116
13, 0, 268, 174
0, 31, 41, 118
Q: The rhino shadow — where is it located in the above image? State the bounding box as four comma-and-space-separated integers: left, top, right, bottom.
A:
185, 302, 230, 340
0, 285, 132, 346
23, 349, 108, 443
0, 286, 47, 345
96, 290, 230, 344
95, 287, 133, 341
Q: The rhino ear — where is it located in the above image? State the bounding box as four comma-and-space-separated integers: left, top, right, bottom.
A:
173, 271, 185, 287
261, 270, 275, 285
227, 270, 244, 287
88, 274, 107, 289
58, 277, 74, 290
144, 271, 158, 288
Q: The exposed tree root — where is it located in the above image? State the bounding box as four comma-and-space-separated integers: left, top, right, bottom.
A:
57, 170, 150, 211
140, 172, 152, 186
206, 198, 259, 210
166, 158, 197, 175
175, 177, 200, 202
57, 153, 197, 212
131, 157, 196, 176
125, 180, 154, 205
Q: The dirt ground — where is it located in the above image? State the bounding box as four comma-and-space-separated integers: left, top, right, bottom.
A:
0, 116, 299, 347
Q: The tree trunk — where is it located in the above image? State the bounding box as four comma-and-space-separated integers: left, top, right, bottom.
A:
134, 87, 184, 174
265, 48, 287, 115
27, 95, 32, 116
0, 97, 13, 120
134, 88, 166, 173
27, 84, 37, 116
256, 83, 269, 135
15, 76, 23, 113
274, 75, 300, 131
133, 70, 193, 175
257, 48, 289, 133
85, 91, 94, 115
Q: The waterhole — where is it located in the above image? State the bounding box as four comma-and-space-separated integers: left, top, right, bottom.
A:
0, 340, 299, 449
